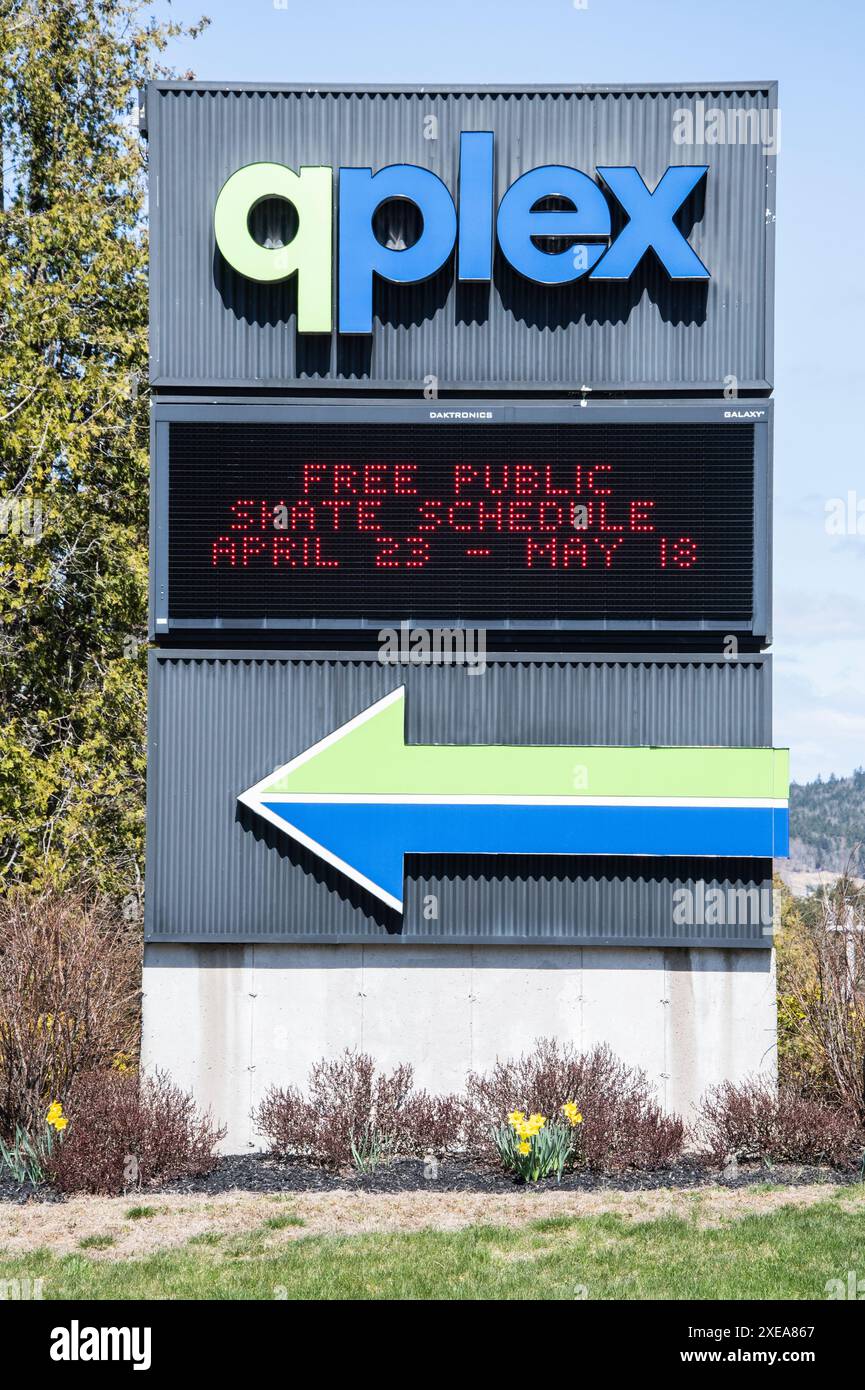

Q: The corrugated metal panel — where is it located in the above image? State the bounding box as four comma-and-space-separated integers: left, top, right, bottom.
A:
145, 650, 773, 943
404, 655, 771, 746
404, 857, 772, 944
147, 83, 775, 392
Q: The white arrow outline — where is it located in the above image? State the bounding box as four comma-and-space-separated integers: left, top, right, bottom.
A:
237, 689, 408, 909
238, 686, 787, 914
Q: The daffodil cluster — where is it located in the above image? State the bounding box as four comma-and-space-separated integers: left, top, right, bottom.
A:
46, 1101, 68, 1133
0, 1101, 68, 1187
494, 1100, 584, 1182
507, 1110, 547, 1154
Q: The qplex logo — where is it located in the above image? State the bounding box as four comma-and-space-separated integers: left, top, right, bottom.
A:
213, 132, 710, 333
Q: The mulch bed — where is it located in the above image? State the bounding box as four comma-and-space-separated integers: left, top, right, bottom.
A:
2, 1153, 861, 1203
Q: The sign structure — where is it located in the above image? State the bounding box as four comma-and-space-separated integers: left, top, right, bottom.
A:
145, 80, 786, 948
153, 401, 770, 641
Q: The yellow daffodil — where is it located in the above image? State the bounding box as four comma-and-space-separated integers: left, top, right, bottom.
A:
513, 1113, 546, 1141
46, 1101, 68, 1132
507, 1109, 525, 1127
561, 1101, 583, 1126
517, 1140, 531, 1155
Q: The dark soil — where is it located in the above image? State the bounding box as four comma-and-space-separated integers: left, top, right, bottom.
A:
0, 1173, 66, 1205
2, 1153, 861, 1203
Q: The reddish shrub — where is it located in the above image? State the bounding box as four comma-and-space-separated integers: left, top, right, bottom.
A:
254, 1082, 308, 1158
48, 1070, 225, 1194
0, 889, 140, 1141
693, 1076, 864, 1169
254, 1050, 463, 1167
464, 1039, 684, 1171
400, 1091, 465, 1156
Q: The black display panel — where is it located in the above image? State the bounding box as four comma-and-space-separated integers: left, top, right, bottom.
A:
166, 420, 755, 626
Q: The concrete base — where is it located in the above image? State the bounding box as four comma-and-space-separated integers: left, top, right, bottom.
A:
141, 944, 777, 1153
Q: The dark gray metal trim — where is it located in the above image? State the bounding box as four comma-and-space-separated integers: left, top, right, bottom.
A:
150, 647, 773, 665
147, 80, 779, 96
153, 399, 771, 422
150, 378, 775, 395
151, 417, 170, 636
144, 932, 773, 948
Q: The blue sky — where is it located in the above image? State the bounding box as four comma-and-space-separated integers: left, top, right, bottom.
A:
156, 0, 865, 784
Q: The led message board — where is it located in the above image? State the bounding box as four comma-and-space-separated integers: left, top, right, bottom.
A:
153, 404, 768, 637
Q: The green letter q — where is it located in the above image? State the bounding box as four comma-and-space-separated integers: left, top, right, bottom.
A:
213, 163, 333, 332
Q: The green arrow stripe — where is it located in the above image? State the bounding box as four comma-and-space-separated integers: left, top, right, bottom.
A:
265, 692, 789, 800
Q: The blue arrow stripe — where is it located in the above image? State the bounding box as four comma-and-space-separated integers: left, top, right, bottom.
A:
263, 802, 789, 905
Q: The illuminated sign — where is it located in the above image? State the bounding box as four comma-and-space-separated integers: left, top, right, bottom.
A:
212, 135, 710, 332
154, 404, 767, 636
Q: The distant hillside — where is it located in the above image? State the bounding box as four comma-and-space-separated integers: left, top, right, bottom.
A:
789, 769, 865, 875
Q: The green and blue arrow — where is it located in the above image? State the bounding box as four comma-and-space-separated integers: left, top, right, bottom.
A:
238, 687, 789, 912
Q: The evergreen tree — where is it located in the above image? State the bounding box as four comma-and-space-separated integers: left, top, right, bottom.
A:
0, 1, 206, 902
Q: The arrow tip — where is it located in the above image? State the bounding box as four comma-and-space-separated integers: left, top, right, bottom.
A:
261, 801, 405, 913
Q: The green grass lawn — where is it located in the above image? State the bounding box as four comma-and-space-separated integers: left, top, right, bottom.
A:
2, 1195, 864, 1300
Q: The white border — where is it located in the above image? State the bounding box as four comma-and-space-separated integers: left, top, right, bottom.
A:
254, 793, 787, 809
